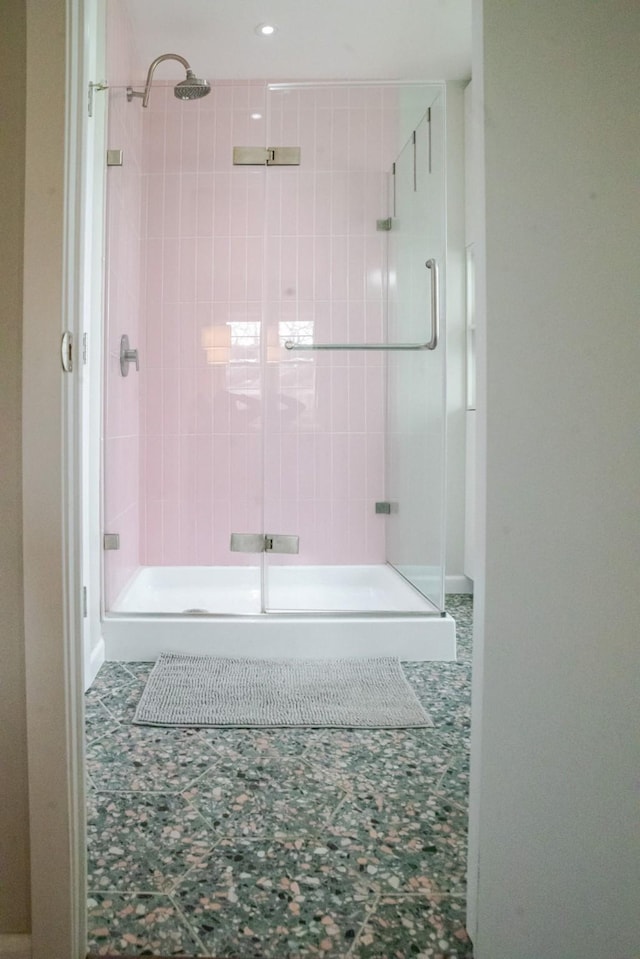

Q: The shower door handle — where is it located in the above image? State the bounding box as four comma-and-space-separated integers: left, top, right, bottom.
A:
284, 258, 440, 352
424, 257, 439, 350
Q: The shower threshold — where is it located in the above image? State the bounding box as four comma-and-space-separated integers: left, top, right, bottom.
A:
103, 564, 456, 661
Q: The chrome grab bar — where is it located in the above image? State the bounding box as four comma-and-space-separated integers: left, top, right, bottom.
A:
284, 258, 439, 352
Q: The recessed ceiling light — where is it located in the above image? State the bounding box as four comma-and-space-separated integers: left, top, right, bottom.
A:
250, 113, 263, 120
256, 23, 276, 36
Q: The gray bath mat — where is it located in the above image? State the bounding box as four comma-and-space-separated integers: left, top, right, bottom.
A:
133, 653, 432, 728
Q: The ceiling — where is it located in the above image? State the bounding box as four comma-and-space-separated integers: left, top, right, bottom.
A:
123, 0, 472, 83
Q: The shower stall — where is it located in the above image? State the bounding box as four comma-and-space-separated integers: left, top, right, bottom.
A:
100, 59, 455, 659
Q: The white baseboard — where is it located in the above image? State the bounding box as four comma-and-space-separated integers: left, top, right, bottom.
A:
84, 635, 105, 691
0, 935, 31, 959
446, 574, 474, 594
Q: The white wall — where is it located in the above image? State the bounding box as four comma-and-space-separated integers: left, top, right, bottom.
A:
468, 2, 640, 957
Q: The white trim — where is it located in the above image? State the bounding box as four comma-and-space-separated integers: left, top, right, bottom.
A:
23, 0, 87, 956
0, 935, 31, 959
446, 574, 473, 594
84, 635, 106, 691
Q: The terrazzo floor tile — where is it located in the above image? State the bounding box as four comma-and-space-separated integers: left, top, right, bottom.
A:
435, 751, 470, 813
173, 836, 375, 958
353, 894, 473, 958
87, 662, 138, 699
94, 681, 148, 725
87, 792, 219, 893
300, 728, 452, 791
182, 755, 349, 839
328, 798, 468, 896
85, 698, 121, 744
85, 595, 474, 957
196, 725, 314, 763
87, 892, 206, 956
86, 725, 218, 793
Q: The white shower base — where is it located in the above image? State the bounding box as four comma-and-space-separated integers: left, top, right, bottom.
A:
103, 564, 456, 661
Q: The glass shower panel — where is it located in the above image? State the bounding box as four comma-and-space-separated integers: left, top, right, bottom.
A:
103, 82, 266, 615
262, 84, 391, 612
386, 96, 446, 611
262, 83, 445, 613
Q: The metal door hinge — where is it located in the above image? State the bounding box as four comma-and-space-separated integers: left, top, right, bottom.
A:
376, 218, 392, 231
103, 533, 120, 550
230, 533, 300, 554
375, 501, 398, 514
82, 586, 88, 618
82, 332, 88, 365
233, 146, 301, 166
61, 331, 73, 372
88, 81, 108, 118
107, 149, 123, 167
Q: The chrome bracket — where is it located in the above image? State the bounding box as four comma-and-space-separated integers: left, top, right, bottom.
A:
233, 146, 301, 166
230, 533, 300, 554
120, 334, 139, 376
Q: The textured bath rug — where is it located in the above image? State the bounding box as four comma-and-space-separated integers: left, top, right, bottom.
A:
133, 653, 432, 728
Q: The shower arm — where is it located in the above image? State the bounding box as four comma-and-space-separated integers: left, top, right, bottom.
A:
127, 53, 192, 108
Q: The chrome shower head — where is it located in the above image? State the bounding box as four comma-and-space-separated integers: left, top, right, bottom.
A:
174, 70, 211, 101
127, 53, 211, 108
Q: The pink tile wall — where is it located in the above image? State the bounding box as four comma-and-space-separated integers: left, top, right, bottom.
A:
138, 82, 401, 567
103, 0, 144, 606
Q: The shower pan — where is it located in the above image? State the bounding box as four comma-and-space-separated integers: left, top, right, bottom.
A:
101, 79, 455, 660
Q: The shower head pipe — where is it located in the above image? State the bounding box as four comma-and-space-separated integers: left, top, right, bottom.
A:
127, 53, 210, 107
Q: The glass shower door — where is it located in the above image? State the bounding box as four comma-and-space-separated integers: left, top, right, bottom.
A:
386, 98, 447, 611
262, 84, 447, 613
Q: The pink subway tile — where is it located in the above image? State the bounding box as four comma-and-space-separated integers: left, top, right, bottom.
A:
180, 110, 199, 174
347, 433, 367, 500
229, 237, 248, 300
195, 173, 215, 236
162, 237, 181, 302
179, 237, 197, 302
246, 239, 264, 300
314, 172, 332, 236
194, 367, 214, 434
197, 113, 216, 173
162, 367, 181, 435
213, 235, 231, 301
213, 172, 231, 236
145, 174, 164, 238
229, 175, 249, 237
195, 237, 214, 302
179, 172, 199, 236
163, 174, 181, 236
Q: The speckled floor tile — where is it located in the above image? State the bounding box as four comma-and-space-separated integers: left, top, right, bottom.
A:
85, 595, 474, 957
196, 725, 313, 763
85, 697, 121, 744
183, 755, 348, 839
87, 892, 206, 956
328, 798, 468, 896
88, 662, 139, 698
174, 837, 375, 958
353, 894, 473, 958
435, 751, 470, 813
301, 728, 452, 798
96, 681, 147, 725
87, 792, 219, 893
86, 725, 217, 793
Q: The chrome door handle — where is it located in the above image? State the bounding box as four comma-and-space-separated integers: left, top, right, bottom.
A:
284, 257, 440, 352
425, 257, 439, 350
120, 334, 139, 375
